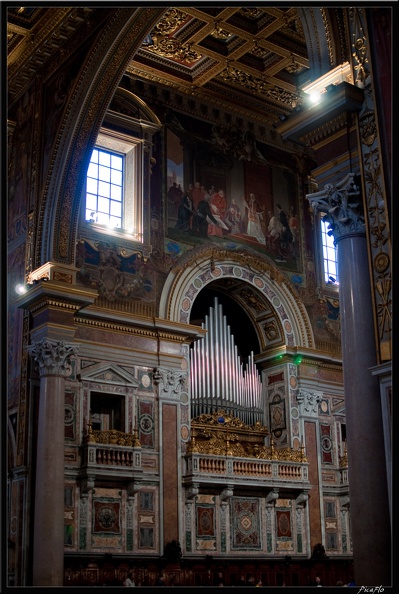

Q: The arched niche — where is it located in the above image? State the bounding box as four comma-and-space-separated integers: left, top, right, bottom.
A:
159, 246, 314, 351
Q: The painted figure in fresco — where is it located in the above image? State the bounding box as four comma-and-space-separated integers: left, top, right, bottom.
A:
192, 193, 222, 238
276, 203, 293, 248
224, 199, 243, 234
244, 193, 266, 244
266, 209, 283, 251
175, 190, 194, 231
167, 182, 182, 217
192, 181, 205, 210
208, 188, 228, 237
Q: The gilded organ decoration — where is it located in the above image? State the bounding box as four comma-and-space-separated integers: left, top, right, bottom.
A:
187, 410, 306, 462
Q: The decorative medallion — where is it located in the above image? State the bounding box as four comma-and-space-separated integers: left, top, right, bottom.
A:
141, 374, 151, 388
181, 424, 189, 440
321, 436, 332, 452
284, 320, 292, 333
374, 252, 389, 274
140, 414, 154, 434
65, 404, 74, 425
254, 277, 264, 288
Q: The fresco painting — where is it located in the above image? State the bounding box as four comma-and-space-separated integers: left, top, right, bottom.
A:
166, 128, 301, 271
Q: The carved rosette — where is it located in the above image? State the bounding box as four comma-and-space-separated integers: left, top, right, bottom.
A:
307, 173, 365, 243
27, 339, 78, 377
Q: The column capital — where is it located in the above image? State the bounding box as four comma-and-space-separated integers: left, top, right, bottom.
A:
306, 173, 365, 243
27, 338, 78, 377
297, 388, 323, 416
153, 367, 187, 399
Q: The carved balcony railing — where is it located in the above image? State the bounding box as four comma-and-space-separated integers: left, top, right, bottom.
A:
183, 452, 309, 490
183, 411, 309, 491
80, 425, 143, 481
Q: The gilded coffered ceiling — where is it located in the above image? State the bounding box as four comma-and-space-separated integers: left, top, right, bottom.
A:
7, 5, 345, 126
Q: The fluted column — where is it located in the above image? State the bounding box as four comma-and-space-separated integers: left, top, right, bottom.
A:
27, 339, 78, 586
308, 174, 391, 585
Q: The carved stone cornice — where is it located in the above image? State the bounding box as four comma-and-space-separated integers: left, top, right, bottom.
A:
27, 338, 78, 377
307, 173, 365, 242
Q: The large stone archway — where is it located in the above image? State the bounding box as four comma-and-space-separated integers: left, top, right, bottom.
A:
159, 246, 314, 351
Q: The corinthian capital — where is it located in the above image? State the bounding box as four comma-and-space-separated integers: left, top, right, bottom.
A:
27, 339, 78, 376
153, 367, 186, 398
297, 389, 323, 416
307, 173, 365, 242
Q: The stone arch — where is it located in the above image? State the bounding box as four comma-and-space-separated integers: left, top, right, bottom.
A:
37, 7, 165, 267
159, 246, 314, 350
296, 7, 346, 79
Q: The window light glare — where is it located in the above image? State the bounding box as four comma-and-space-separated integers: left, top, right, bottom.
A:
309, 92, 321, 104
15, 284, 27, 295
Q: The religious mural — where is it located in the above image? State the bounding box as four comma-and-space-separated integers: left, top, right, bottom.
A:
165, 122, 302, 272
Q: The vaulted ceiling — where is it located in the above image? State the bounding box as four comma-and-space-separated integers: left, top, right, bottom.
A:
7, 5, 349, 127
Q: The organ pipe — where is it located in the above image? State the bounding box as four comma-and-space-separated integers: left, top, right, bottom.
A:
190, 297, 263, 424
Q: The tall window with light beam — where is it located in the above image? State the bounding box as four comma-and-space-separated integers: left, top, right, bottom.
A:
86, 148, 124, 228
321, 216, 338, 285
83, 129, 144, 241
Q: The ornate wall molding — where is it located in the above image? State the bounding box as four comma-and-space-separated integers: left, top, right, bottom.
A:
349, 7, 391, 362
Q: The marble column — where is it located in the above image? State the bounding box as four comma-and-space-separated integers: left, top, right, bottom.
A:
27, 339, 78, 586
308, 174, 391, 586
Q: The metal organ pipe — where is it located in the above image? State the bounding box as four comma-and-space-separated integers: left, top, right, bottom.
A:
190, 297, 263, 424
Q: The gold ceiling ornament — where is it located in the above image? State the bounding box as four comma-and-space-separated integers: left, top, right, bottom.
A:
218, 66, 297, 106
350, 8, 369, 89
240, 7, 261, 19
250, 39, 268, 59
211, 20, 231, 40
152, 8, 188, 37
147, 36, 202, 63
285, 52, 302, 74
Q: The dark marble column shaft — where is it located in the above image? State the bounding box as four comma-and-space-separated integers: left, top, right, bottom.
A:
337, 231, 390, 585
28, 339, 78, 586
308, 174, 391, 586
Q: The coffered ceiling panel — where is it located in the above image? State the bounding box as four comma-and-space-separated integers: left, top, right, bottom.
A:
7, 6, 316, 125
